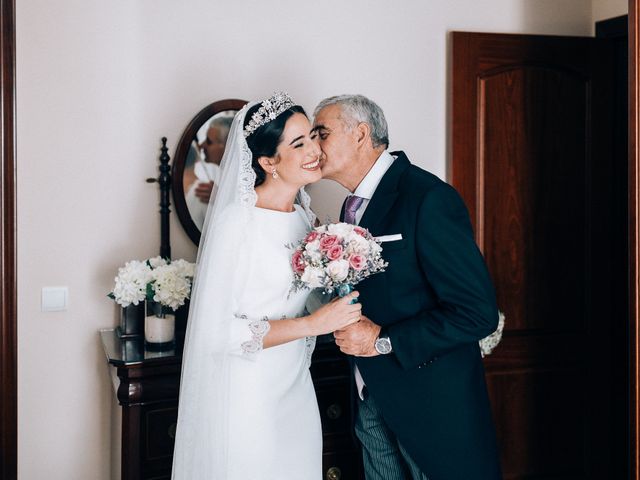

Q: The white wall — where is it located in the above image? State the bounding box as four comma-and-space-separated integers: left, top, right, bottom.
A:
592, 0, 628, 24
17, 1, 594, 478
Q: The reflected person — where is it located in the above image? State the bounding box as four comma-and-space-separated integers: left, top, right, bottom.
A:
185, 115, 233, 228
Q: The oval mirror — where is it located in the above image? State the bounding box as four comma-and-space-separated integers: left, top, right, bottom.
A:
172, 99, 248, 245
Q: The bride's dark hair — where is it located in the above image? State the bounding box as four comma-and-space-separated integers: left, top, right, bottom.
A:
244, 104, 307, 186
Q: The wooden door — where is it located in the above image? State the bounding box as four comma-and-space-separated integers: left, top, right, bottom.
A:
451, 32, 619, 479
0, 1, 17, 479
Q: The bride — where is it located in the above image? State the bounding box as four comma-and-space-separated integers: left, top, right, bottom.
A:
171, 92, 362, 480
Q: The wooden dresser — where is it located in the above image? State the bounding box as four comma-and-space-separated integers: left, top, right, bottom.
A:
101, 329, 363, 480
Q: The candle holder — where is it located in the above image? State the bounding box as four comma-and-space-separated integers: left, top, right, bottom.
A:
144, 300, 176, 351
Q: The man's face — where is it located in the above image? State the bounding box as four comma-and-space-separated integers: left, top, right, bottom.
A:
313, 104, 357, 181
200, 126, 226, 165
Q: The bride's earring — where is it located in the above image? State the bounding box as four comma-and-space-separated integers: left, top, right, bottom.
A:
272, 169, 278, 179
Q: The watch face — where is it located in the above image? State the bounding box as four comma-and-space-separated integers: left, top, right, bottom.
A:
375, 337, 392, 354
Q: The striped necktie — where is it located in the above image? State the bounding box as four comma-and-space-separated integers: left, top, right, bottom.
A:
343, 195, 365, 224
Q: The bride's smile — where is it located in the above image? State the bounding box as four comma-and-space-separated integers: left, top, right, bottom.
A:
301, 157, 320, 170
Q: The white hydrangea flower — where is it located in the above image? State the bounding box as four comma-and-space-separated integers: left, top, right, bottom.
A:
111, 260, 152, 307
147, 256, 168, 268
151, 264, 192, 311
170, 258, 196, 278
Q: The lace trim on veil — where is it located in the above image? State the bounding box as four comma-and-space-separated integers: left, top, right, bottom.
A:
297, 186, 316, 227
238, 142, 258, 207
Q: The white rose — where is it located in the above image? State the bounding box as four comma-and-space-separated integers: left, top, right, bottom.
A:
327, 222, 354, 239
307, 249, 322, 263
348, 234, 370, 255
327, 259, 349, 282
305, 239, 321, 255
301, 266, 325, 289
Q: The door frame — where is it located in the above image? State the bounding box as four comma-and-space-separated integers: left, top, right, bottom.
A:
0, 0, 16, 478
630, 1, 640, 478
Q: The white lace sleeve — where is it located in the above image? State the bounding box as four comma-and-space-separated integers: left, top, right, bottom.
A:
231, 314, 271, 360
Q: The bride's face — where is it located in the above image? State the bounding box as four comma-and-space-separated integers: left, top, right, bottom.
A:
271, 113, 323, 187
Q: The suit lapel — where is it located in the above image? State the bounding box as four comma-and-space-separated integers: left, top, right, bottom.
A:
358, 152, 410, 234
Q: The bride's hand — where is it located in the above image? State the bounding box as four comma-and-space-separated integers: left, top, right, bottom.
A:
307, 292, 362, 336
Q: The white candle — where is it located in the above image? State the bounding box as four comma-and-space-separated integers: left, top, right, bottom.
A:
145, 314, 175, 344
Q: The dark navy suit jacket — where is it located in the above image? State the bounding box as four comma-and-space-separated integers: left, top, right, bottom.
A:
343, 151, 502, 480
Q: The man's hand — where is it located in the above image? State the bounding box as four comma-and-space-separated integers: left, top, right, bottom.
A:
195, 181, 214, 203
334, 315, 381, 357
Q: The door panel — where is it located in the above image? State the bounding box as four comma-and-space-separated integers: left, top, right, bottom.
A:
452, 32, 615, 479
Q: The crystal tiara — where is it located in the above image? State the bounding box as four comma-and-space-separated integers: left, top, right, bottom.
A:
243, 92, 296, 138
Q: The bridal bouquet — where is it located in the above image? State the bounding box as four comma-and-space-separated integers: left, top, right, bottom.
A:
289, 222, 388, 295
108, 256, 196, 311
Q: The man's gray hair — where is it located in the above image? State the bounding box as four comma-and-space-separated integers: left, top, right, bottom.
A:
314, 94, 389, 148
208, 114, 233, 142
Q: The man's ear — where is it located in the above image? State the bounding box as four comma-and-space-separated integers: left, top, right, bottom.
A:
355, 122, 372, 149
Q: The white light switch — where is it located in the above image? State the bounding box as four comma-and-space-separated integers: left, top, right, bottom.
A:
41, 287, 68, 312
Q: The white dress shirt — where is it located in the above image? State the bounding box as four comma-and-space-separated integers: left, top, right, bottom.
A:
349, 150, 395, 400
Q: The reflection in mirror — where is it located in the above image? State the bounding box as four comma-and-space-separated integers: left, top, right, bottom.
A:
171, 98, 248, 245
184, 111, 235, 229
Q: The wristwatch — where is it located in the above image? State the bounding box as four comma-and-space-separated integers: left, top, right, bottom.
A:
374, 328, 393, 355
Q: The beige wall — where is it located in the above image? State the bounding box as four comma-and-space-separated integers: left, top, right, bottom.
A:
592, 0, 628, 24
17, 1, 595, 478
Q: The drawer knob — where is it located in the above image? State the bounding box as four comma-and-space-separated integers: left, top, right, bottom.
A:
168, 422, 177, 439
326, 466, 342, 480
326, 403, 342, 420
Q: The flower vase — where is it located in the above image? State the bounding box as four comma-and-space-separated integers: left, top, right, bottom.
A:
174, 299, 189, 342
117, 302, 145, 338
144, 300, 176, 350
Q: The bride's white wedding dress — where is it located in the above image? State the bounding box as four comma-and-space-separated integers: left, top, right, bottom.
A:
225, 203, 321, 479
172, 202, 322, 480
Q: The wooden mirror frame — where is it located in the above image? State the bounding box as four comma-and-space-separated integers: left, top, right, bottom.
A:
171, 99, 248, 245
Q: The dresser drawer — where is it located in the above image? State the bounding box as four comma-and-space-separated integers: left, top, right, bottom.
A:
316, 383, 352, 435
311, 339, 352, 384
141, 403, 178, 479
323, 449, 362, 480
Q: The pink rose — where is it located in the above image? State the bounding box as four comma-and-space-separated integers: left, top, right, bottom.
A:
354, 226, 367, 237
305, 231, 319, 243
349, 254, 365, 271
319, 234, 339, 252
291, 250, 306, 274
326, 244, 344, 261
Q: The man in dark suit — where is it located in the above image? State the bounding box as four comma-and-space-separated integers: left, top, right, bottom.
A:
312, 95, 502, 480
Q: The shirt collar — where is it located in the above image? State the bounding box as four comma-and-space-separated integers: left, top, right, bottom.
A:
353, 150, 395, 200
